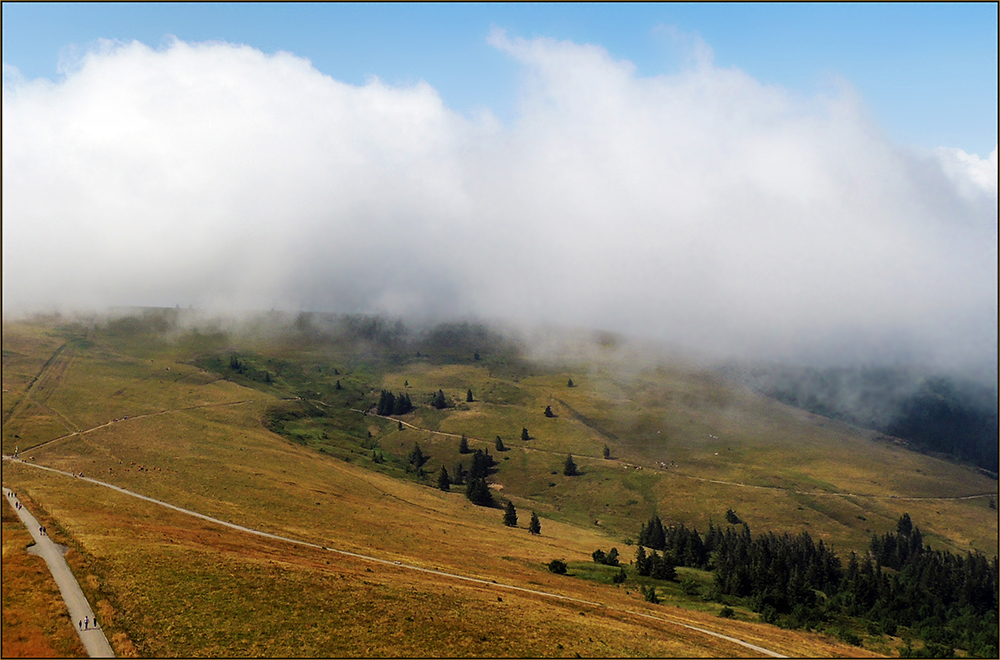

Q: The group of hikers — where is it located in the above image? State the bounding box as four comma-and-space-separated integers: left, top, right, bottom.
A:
6, 490, 102, 638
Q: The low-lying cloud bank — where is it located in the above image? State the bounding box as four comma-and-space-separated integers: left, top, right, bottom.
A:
3, 32, 996, 377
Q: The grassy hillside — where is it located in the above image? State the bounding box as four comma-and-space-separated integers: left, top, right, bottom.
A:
2, 310, 996, 657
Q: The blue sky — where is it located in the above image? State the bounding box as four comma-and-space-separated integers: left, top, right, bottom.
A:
3, 2, 997, 156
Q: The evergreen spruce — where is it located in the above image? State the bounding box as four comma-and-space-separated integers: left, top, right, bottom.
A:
495, 436, 506, 452
407, 442, 426, 467
567, 378, 574, 387
521, 427, 530, 441
503, 501, 518, 527
437, 465, 451, 491
544, 405, 555, 417
466, 389, 474, 402
563, 454, 578, 476
459, 435, 470, 454
529, 511, 541, 535
603, 444, 611, 459
335, 380, 342, 390
465, 478, 493, 506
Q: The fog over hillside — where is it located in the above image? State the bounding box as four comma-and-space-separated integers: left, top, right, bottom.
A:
3, 32, 997, 379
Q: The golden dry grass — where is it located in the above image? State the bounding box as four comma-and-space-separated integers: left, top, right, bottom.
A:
3, 462, 880, 658
1, 497, 88, 658
2, 315, 993, 656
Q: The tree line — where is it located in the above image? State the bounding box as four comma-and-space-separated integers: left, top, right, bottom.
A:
629, 513, 998, 657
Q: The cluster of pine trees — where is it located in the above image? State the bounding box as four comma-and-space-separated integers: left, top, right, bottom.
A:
631, 514, 998, 657
840, 518, 998, 657
710, 525, 841, 616
637, 516, 710, 569
592, 547, 620, 566
376, 390, 413, 415
634, 546, 676, 581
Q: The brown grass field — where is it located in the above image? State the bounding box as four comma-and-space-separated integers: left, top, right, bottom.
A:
2, 312, 995, 657
1, 496, 87, 658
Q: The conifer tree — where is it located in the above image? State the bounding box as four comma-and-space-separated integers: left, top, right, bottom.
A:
495, 436, 506, 452
466, 478, 493, 506
335, 380, 342, 390
544, 405, 555, 418
437, 465, 451, 491
529, 511, 541, 535
563, 454, 578, 476
521, 427, 530, 441
452, 462, 467, 486
603, 444, 611, 459
393, 392, 412, 415
467, 389, 474, 402
567, 378, 574, 387
503, 501, 518, 527
432, 389, 447, 409
408, 442, 426, 467
459, 435, 470, 454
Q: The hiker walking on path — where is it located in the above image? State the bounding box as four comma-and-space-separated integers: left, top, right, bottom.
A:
3, 487, 115, 658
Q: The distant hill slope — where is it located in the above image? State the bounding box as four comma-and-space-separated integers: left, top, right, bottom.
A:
737, 365, 999, 475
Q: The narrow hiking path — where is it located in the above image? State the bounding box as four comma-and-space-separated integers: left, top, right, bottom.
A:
21, 399, 259, 455
355, 407, 998, 503
2, 456, 786, 658
3, 487, 115, 658
3, 343, 70, 428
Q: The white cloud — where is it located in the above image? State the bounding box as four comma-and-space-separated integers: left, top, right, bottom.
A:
2, 36, 996, 374
933, 144, 998, 201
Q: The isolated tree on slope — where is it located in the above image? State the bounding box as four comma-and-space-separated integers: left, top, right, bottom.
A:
563, 454, 578, 476
495, 436, 506, 452
521, 427, 530, 442
529, 511, 541, 535
544, 405, 555, 418
503, 501, 518, 527
467, 389, 474, 402
459, 435, 470, 454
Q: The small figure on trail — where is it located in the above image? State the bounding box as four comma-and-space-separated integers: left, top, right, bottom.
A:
79, 620, 82, 630
84, 616, 89, 629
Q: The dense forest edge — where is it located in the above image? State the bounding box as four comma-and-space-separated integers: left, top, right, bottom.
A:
628, 512, 998, 657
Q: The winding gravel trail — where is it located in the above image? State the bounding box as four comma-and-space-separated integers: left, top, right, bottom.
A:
3, 456, 785, 658
3, 486, 115, 658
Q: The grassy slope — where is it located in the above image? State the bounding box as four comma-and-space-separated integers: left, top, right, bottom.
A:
2, 314, 995, 657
